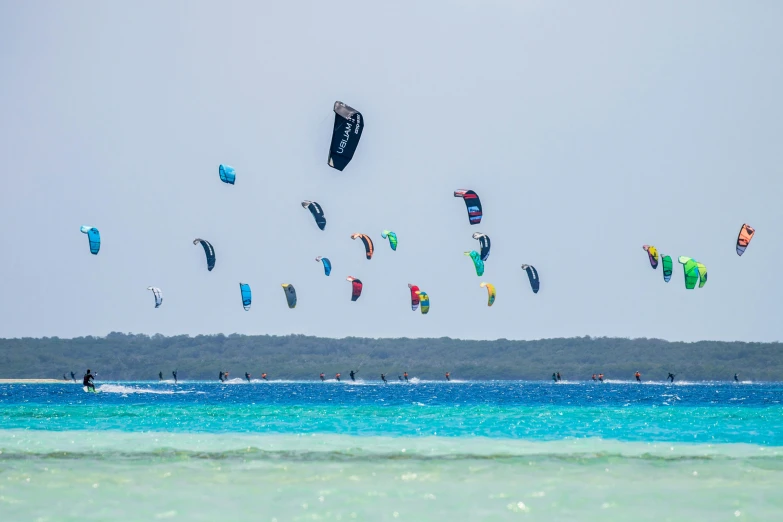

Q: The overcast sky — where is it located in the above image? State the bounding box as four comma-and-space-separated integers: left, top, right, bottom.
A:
1, 1, 781, 342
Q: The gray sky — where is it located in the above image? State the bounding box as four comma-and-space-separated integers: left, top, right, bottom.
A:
1, 1, 781, 342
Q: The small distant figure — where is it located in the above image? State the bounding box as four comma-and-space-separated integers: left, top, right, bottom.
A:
172, 370, 178, 384
445, 372, 450, 381
83, 369, 95, 392
349, 370, 357, 382
403, 372, 409, 382
335, 373, 341, 382
556, 372, 561, 381
552, 373, 557, 382
62, 373, 68, 381
159, 371, 163, 382
734, 373, 739, 382
245, 372, 251, 382
598, 373, 604, 382
592, 374, 597, 381
70, 371, 76, 382
219, 371, 224, 382
398, 375, 403, 382
667, 373, 675, 383
635, 371, 641, 383
261, 373, 267, 381
381, 373, 387, 383
224, 371, 230, 381
320, 373, 325, 382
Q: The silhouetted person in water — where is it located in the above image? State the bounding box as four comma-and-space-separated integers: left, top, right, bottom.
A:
635, 371, 641, 383
592, 374, 597, 381
261, 373, 267, 381
557, 372, 561, 381
668, 373, 675, 383
734, 373, 739, 382
172, 370, 178, 384
598, 373, 604, 382
398, 375, 403, 382
83, 369, 95, 392
445, 372, 450, 381
219, 371, 224, 382
552, 373, 557, 382
349, 370, 357, 382
224, 371, 230, 381
404, 372, 409, 382
62, 373, 67, 381
320, 373, 325, 382
245, 372, 251, 382
159, 371, 163, 382
335, 373, 341, 382
381, 373, 387, 383
70, 371, 76, 382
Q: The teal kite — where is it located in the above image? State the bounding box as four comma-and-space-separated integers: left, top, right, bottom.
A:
464, 251, 484, 276
381, 230, 398, 251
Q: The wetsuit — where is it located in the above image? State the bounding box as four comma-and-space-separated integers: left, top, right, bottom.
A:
557, 373, 561, 381
552, 373, 557, 382
734, 374, 739, 382
381, 374, 387, 383
404, 372, 409, 382
635, 372, 641, 383
445, 373, 450, 381
335, 373, 341, 382
245, 373, 251, 382
598, 374, 604, 382
261, 374, 267, 381
592, 374, 596, 381
172, 371, 177, 384
668, 373, 675, 383
159, 372, 163, 381
349, 370, 356, 382
83, 371, 95, 391
320, 373, 325, 381
219, 371, 224, 382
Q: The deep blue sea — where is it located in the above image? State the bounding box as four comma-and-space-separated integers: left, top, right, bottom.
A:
1, 380, 782, 521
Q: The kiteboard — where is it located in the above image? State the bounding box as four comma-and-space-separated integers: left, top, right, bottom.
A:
83, 386, 100, 393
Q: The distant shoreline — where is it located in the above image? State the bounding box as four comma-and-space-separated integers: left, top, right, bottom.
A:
0, 379, 67, 383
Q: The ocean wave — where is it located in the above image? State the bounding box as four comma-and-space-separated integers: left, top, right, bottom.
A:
97, 384, 195, 395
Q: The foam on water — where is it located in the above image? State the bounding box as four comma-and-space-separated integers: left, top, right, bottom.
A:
96, 384, 195, 395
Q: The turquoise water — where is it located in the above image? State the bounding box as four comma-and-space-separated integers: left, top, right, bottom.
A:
1, 381, 782, 520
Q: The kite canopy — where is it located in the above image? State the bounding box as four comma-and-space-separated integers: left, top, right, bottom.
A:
351, 233, 374, 260
454, 190, 482, 225
480, 282, 496, 307
464, 251, 485, 276
661, 255, 673, 283
678, 257, 700, 290
736, 224, 755, 256
147, 286, 163, 308
642, 245, 659, 269
193, 239, 215, 271
328, 101, 364, 171
281, 284, 297, 309
302, 201, 326, 231
315, 256, 332, 276
218, 164, 236, 185
520, 264, 540, 293
472, 233, 491, 261
416, 290, 430, 314
239, 283, 252, 310
346, 276, 363, 301
696, 262, 708, 288
407, 284, 420, 311
80, 226, 101, 255
381, 230, 398, 251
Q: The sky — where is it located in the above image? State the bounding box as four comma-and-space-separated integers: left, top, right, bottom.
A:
0, 1, 781, 342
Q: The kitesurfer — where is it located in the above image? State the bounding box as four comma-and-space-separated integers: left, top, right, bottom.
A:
592, 374, 597, 381
172, 370, 177, 384
83, 369, 95, 392
445, 372, 450, 381
668, 373, 675, 383
398, 375, 403, 382
734, 373, 739, 382
224, 371, 230, 381
261, 373, 267, 381
70, 371, 76, 382
159, 371, 163, 381
381, 373, 387, 383
403, 372, 409, 382
598, 373, 604, 382
320, 373, 325, 381
557, 372, 562, 381
635, 371, 641, 383
219, 371, 224, 382
552, 373, 557, 382
62, 373, 67, 381
245, 372, 251, 382
335, 373, 341, 382
349, 370, 357, 382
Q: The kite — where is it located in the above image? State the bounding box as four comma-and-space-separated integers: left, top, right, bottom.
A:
464, 251, 484, 276
678, 257, 700, 290
736, 224, 755, 256
328, 101, 364, 171
346, 276, 363, 301
315, 256, 332, 276
239, 282, 252, 310
520, 264, 540, 293
218, 164, 235, 185
80, 226, 101, 255
642, 245, 659, 269
480, 282, 496, 307
416, 290, 430, 314
351, 233, 374, 260
147, 286, 163, 308
281, 284, 297, 308
193, 239, 215, 271
407, 284, 420, 311
696, 262, 708, 288
381, 230, 398, 251
454, 190, 482, 224
662, 255, 673, 283
302, 201, 326, 230
472, 233, 491, 261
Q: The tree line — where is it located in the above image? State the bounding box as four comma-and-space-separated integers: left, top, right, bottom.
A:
0, 333, 779, 381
